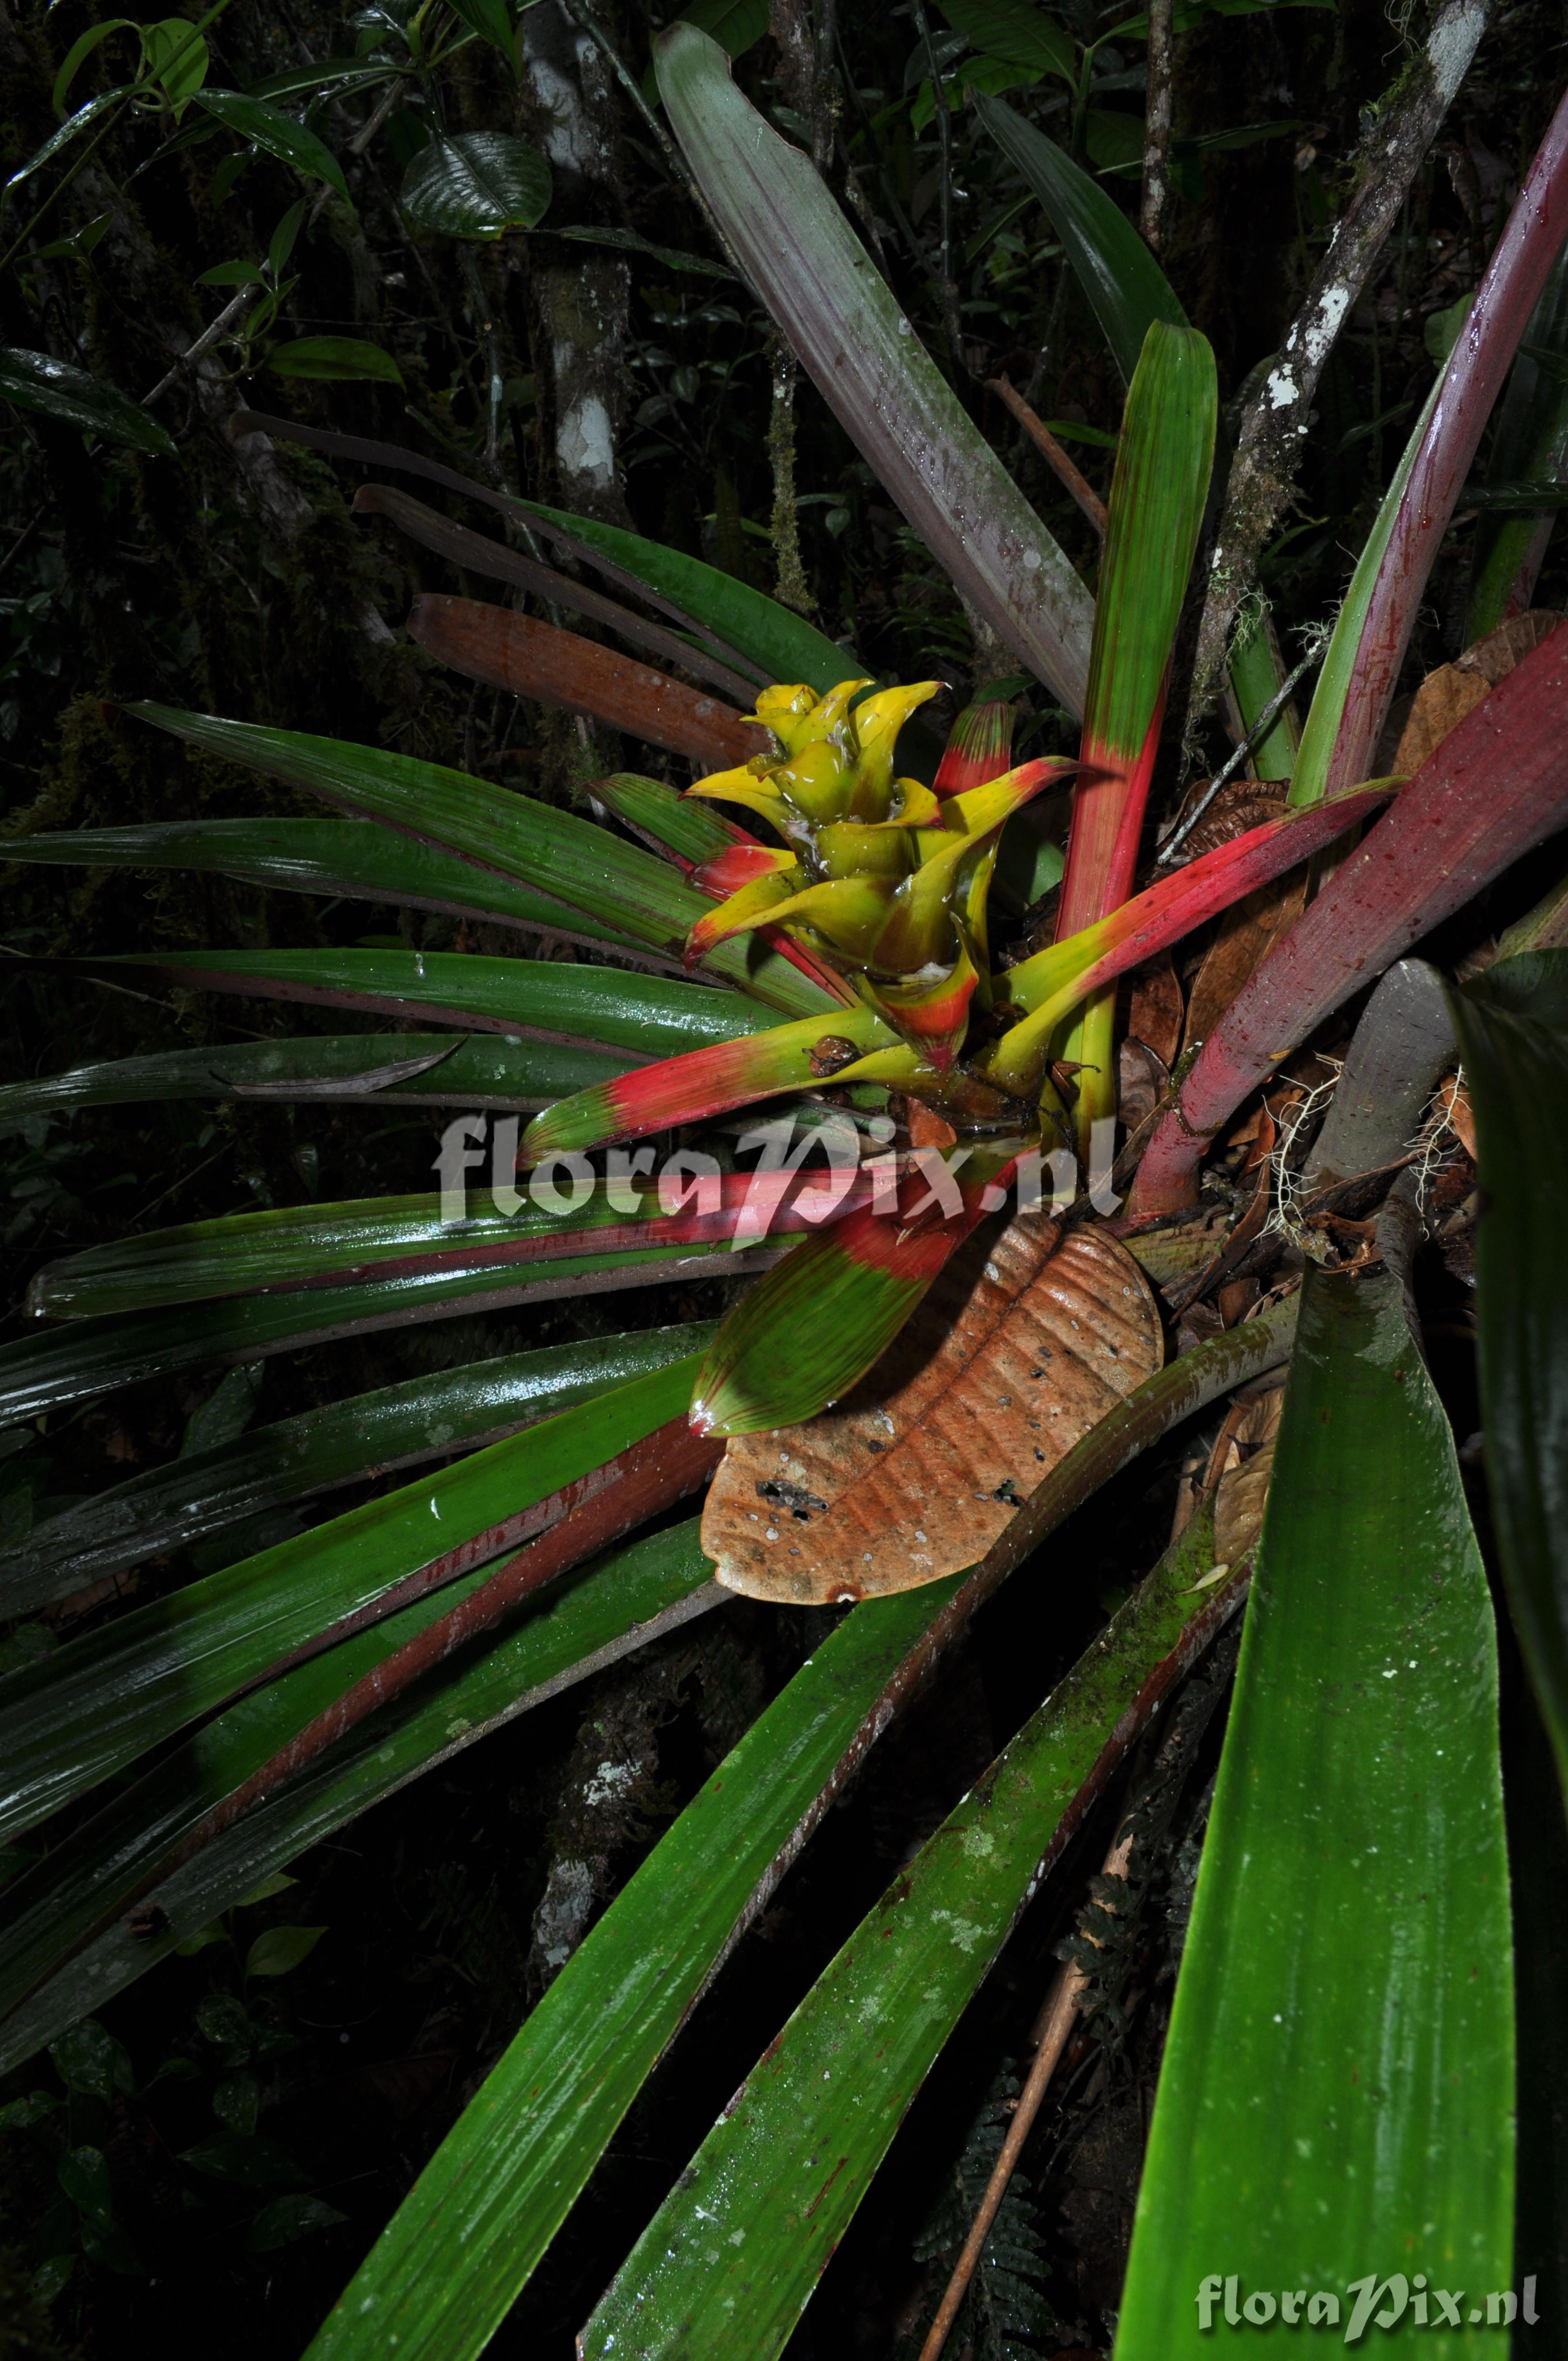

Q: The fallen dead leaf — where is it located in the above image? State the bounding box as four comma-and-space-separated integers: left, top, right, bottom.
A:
1128, 948, 1184, 1068
1212, 1434, 1275, 1567
1379, 610, 1560, 773
701, 1216, 1162, 1604
1181, 871, 1308, 1055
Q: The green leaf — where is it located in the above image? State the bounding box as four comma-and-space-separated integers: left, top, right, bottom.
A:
268, 335, 402, 384
48, 945, 769, 1069
246, 58, 397, 102
1450, 950, 1568, 1806
1, 815, 665, 960
195, 257, 267, 286
299, 1579, 960, 2361
50, 2018, 133, 2105
0, 348, 178, 459
0, 1359, 703, 1842
0, 1519, 720, 2067
973, 95, 1187, 383
142, 17, 208, 105
5, 89, 133, 192
180, 2131, 309, 2187
250, 2194, 348, 2251
180, 1362, 263, 1460
518, 501, 852, 695
400, 131, 550, 238
1, 1325, 712, 1613
0, 1032, 631, 1138
236, 1870, 297, 1907
195, 89, 348, 201
583, 1509, 1225, 2356
445, 0, 518, 65
0, 1237, 770, 1425
1082, 319, 1217, 768
1467, 246, 1568, 642
59, 2145, 114, 2229
1115, 1266, 1512, 2354
122, 703, 835, 1017
1288, 374, 1442, 807
671, 0, 770, 58
0, 2090, 59, 2129
50, 18, 136, 118
938, 0, 1075, 77
245, 1924, 325, 1978
656, 25, 1094, 715
552, 222, 733, 278
587, 774, 749, 867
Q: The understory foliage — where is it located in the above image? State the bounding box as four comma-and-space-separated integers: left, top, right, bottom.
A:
2, 1, 1568, 2357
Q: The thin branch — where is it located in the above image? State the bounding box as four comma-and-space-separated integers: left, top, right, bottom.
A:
1138, 0, 1174, 253
142, 284, 258, 407
1186, 0, 1490, 728
918, 1830, 1135, 2361
910, 0, 962, 360
987, 375, 1107, 534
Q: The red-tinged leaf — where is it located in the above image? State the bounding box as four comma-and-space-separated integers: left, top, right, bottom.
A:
1058, 321, 1218, 934
867, 946, 979, 1069
1131, 624, 1568, 1214
932, 699, 1017, 795
685, 867, 802, 965
692, 842, 795, 897
593, 774, 757, 874
689, 1151, 1024, 1436
405, 595, 759, 769
1324, 85, 1568, 800
352, 485, 762, 706
982, 780, 1396, 1097
165, 1418, 724, 1878
520, 1005, 896, 1160
34, 949, 766, 1061
655, 25, 1095, 713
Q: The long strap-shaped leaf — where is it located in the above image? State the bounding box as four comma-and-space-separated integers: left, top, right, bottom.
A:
0, 1360, 701, 1843
581, 1507, 1234, 2359
973, 95, 1187, 383
2, 818, 670, 965
292, 1302, 1299, 2361
1131, 622, 1568, 1213
0, 1238, 788, 1423
0, 1033, 630, 1126
1054, 319, 1216, 1145
406, 594, 758, 769
1450, 949, 1568, 1806
1323, 82, 1568, 800
225, 407, 852, 691
39, 948, 768, 1059
655, 24, 1094, 715
0, 1325, 714, 1614
123, 704, 837, 1018
0, 1521, 723, 2073
1116, 1265, 1512, 2353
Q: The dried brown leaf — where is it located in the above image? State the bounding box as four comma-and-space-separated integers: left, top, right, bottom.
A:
1211, 1434, 1275, 1567
700, 1217, 1162, 1604
1128, 947, 1185, 1068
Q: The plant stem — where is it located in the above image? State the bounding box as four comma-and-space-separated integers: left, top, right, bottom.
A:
918, 1829, 1134, 2361
1138, 0, 1174, 253
910, 0, 962, 360
987, 374, 1107, 533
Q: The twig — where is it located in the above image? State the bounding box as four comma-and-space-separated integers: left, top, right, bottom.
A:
766, 335, 816, 615
142, 285, 259, 408
986, 375, 1107, 534
555, 0, 752, 290
909, 0, 962, 360
1157, 644, 1323, 864
1185, 0, 1490, 728
919, 1829, 1135, 2361
1138, 0, 1174, 253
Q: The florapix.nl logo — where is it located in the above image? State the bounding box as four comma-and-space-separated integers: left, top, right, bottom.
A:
431, 1111, 1128, 1232
1195, 2274, 1542, 2341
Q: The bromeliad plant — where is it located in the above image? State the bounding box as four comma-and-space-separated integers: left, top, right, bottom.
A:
3, 22, 1568, 2361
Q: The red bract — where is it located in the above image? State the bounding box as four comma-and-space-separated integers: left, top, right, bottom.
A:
1130, 624, 1568, 1216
